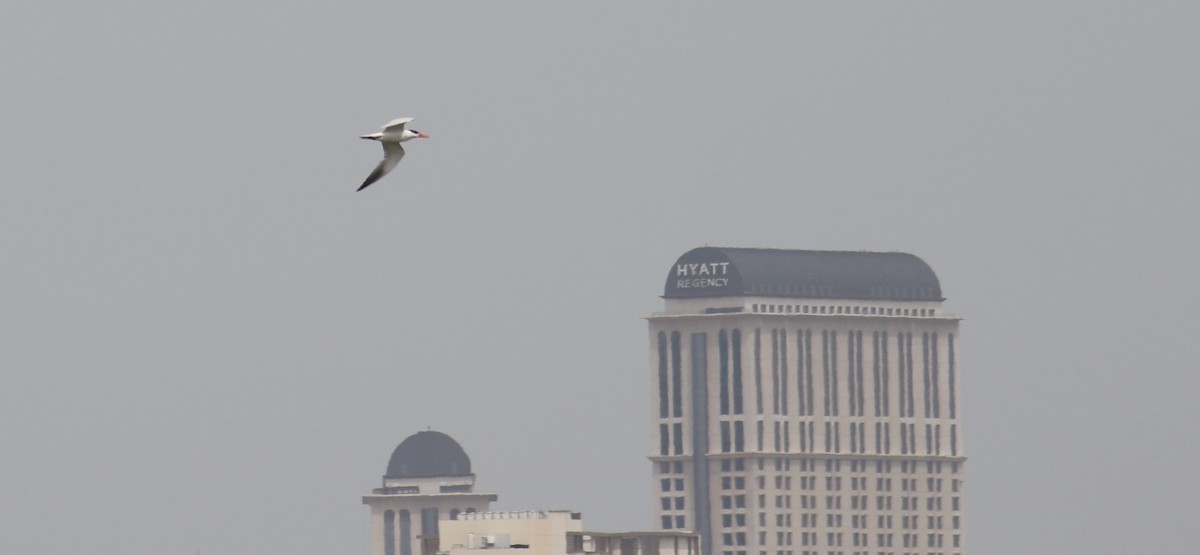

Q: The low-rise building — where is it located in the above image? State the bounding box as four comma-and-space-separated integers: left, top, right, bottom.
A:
440, 510, 698, 555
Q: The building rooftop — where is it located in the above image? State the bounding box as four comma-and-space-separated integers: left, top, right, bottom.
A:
663, 247, 942, 301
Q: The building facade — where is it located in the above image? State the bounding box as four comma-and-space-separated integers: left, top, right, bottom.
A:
439, 510, 699, 555
649, 247, 965, 555
364, 431, 499, 555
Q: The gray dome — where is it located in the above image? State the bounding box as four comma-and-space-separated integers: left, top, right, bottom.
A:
385, 431, 472, 478
664, 247, 943, 301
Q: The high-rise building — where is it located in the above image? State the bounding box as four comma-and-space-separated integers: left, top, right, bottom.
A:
363, 431, 498, 555
649, 247, 965, 555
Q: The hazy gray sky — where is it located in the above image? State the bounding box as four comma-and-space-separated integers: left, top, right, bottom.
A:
2, 3, 1197, 555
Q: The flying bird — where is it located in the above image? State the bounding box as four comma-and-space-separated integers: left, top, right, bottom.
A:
357, 117, 428, 191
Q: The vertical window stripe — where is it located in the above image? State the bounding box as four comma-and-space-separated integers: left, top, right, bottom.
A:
732, 329, 744, 415
847, 330, 857, 417
872, 331, 882, 417
926, 331, 936, 418
755, 329, 764, 415
385, 510, 396, 555
719, 329, 730, 416
948, 334, 957, 419
922, 333, 932, 418
830, 331, 839, 416
905, 333, 915, 418
658, 331, 669, 419
854, 329, 864, 415
671, 331, 683, 418
881, 332, 890, 417
897, 334, 907, 418
399, 510, 411, 555
780, 328, 788, 415
771, 329, 781, 415
849, 421, 857, 453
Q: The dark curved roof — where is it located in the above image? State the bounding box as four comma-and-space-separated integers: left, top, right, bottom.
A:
664, 247, 942, 301
386, 431, 472, 478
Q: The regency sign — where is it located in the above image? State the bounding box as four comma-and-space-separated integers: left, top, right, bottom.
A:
664, 249, 743, 297
673, 261, 732, 289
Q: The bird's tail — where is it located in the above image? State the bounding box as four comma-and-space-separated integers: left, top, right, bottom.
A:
360, 133, 383, 140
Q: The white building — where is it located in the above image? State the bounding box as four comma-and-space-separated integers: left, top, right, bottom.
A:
440, 509, 699, 555
649, 247, 966, 555
363, 431, 498, 555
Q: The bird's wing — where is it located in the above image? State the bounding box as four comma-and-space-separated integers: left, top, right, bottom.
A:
382, 117, 414, 133
357, 142, 406, 191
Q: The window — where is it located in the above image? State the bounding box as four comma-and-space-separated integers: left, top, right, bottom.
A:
720, 329, 731, 415
421, 508, 438, 537
399, 510, 412, 555
671, 332, 683, 417
658, 331, 669, 418
384, 510, 395, 555
948, 334, 957, 419
733, 329, 744, 414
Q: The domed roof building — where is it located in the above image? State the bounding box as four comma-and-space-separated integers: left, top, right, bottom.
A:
364, 430, 497, 555
649, 246, 966, 555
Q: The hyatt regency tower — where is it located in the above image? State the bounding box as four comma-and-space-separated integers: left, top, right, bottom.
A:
649, 247, 965, 555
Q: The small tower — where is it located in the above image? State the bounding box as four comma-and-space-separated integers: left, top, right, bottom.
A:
364, 431, 498, 555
